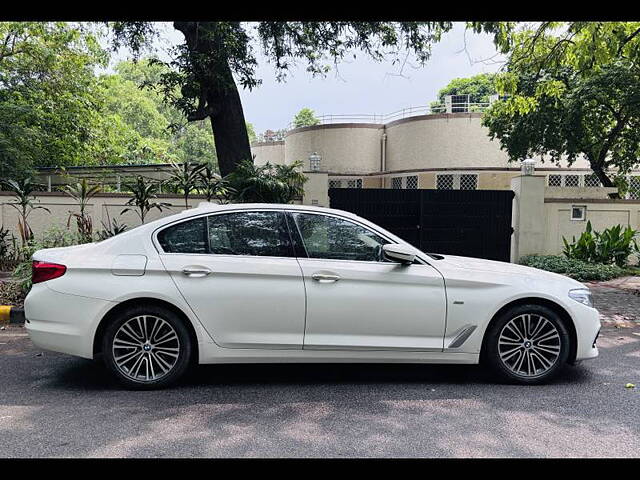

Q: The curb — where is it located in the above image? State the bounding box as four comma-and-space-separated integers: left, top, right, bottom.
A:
0, 306, 25, 325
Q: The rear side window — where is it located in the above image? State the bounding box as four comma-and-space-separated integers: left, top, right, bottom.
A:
207, 211, 293, 257
157, 217, 208, 254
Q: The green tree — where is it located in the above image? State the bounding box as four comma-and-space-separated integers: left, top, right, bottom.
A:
0, 22, 108, 179
292, 108, 320, 128
482, 22, 640, 195
110, 22, 513, 176
431, 73, 497, 111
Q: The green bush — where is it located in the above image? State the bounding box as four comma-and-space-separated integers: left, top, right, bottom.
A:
562, 221, 639, 267
519, 255, 625, 282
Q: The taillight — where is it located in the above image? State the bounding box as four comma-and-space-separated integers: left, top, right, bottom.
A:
32, 261, 66, 284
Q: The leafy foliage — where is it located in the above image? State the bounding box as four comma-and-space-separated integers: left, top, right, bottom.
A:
121, 176, 171, 224
292, 108, 320, 128
198, 163, 231, 203
562, 221, 639, 267
431, 73, 497, 110
0, 22, 108, 180
63, 179, 102, 243
482, 22, 640, 194
96, 217, 128, 241
167, 160, 204, 208
0, 225, 19, 270
519, 255, 626, 282
225, 158, 307, 203
2, 178, 50, 245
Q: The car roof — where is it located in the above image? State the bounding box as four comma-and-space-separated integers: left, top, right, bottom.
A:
187, 202, 359, 219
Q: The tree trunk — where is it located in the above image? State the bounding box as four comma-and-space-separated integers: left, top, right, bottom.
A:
174, 22, 252, 178
207, 76, 252, 178
588, 154, 620, 199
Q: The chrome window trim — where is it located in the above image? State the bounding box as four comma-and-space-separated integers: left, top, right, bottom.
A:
151, 207, 429, 266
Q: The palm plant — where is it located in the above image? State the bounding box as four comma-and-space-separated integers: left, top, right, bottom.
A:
96, 208, 127, 240
64, 179, 102, 243
121, 176, 171, 224
168, 160, 204, 209
3, 178, 50, 246
225, 158, 307, 203
198, 163, 233, 203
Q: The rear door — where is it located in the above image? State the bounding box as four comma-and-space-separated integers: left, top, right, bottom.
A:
157, 210, 306, 349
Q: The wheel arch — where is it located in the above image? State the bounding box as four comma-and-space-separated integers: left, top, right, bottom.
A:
92, 297, 199, 363
479, 297, 578, 365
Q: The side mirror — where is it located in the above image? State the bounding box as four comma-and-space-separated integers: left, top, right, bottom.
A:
382, 244, 416, 265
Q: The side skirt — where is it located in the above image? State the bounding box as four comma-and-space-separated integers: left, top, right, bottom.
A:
198, 342, 479, 365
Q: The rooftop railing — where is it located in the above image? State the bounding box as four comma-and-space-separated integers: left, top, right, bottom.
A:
262, 102, 493, 139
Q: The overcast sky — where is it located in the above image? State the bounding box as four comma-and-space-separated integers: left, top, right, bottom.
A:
111, 23, 505, 133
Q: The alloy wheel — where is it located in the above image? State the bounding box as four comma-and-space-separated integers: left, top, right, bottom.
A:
112, 315, 181, 382
497, 313, 561, 378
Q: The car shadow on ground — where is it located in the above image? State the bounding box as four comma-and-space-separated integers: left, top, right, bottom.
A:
45, 353, 596, 394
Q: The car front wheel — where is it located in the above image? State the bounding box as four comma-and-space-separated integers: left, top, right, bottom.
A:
102, 304, 192, 389
484, 304, 570, 385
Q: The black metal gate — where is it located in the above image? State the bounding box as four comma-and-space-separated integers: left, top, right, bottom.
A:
329, 188, 515, 261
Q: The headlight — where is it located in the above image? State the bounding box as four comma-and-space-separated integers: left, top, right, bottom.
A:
569, 288, 594, 308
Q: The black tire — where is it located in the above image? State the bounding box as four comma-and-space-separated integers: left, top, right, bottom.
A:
483, 304, 570, 385
101, 304, 192, 390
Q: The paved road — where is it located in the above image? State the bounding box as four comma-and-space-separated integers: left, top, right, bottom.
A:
0, 323, 639, 458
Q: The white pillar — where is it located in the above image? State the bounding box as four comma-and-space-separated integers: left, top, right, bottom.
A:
510, 175, 546, 263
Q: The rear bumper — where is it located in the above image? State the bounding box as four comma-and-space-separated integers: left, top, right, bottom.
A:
24, 283, 115, 359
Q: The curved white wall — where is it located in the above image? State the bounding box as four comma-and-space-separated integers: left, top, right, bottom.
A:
385, 114, 510, 171
251, 114, 593, 175
251, 141, 285, 166
284, 125, 383, 174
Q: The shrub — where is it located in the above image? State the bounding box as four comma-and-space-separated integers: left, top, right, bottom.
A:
519, 254, 625, 282
562, 221, 639, 267
0, 226, 20, 271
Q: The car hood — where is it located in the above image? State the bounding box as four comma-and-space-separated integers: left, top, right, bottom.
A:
431, 254, 586, 288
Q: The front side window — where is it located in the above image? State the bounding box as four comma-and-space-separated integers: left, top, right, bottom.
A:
157, 217, 208, 254
291, 213, 388, 262
207, 211, 293, 257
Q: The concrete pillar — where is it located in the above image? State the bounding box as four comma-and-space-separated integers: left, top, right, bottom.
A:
302, 171, 329, 207
510, 175, 546, 263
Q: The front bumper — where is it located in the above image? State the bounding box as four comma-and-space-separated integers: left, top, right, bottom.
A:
24, 283, 115, 359
571, 302, 601, 361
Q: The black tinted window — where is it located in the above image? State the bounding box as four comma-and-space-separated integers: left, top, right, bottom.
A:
157, 217, 208, 254
292, 213, 388, 261
207, 211, 293, 257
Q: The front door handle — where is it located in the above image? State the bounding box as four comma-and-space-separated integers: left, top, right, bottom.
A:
311, 272, 341, 283
182, 267, 212, 277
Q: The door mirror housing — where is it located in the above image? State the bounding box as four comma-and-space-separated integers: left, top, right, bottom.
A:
382, 244, 416, 265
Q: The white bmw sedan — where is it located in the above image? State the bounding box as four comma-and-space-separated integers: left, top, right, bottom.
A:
24, 203, 600, 389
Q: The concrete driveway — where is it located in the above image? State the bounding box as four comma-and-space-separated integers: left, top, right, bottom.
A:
0, 321, 638, 458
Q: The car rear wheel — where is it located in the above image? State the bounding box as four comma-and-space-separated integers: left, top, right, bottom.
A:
484, 304, 570, 385
102, 304, 192, 389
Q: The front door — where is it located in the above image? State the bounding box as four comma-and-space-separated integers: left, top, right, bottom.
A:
157, 210, 305, 349
288, 212, 447, 351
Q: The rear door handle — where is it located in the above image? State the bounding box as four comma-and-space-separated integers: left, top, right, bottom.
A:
311, 272, 341, 283
182, 267, 212, 277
